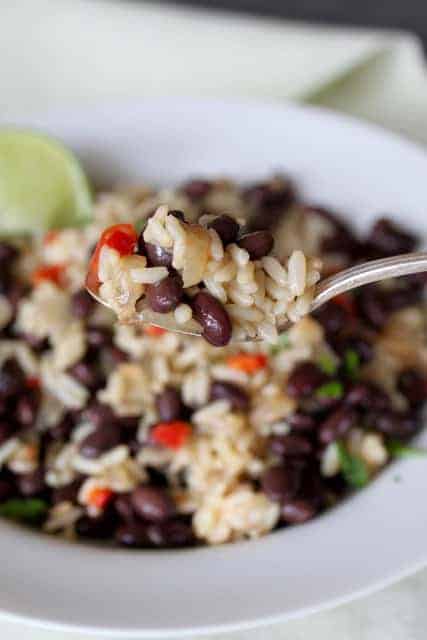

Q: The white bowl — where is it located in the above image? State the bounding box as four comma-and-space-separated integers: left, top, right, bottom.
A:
2, 98, 427, 637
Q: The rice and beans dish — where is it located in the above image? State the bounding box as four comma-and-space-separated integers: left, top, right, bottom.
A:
0, 174, 425, 548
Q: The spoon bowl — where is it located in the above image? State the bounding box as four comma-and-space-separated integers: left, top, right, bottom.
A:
87, 251, 427, 340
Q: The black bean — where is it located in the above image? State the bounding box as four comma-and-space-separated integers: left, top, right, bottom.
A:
191, 291, 232, 347
287, 412, 316, 432
86, 327, 113, 348
0, 397, 7, 417
156, 386, 183, 422
0, 479, 15, 503
71, 289, 95, 319
286, 362, 326, 398
114, 493, 136, 522
17, 468, 46, 497
260, 465, 301, 503
386, 285, 423, 312
146, 273, 183, 313
281, 499, 317, 524
68, 361, 104, 391
207, 215, 239, 246
404, 273, 427, 289
298, 466, 326, 510
147, 519, 195, 548
245, 179, 295, 212
368, 409, 419, 439
79, 424, 121, 459
127, 438, 142, 456
131, 485, 176, 522
4, 282, 28, 314
15, 390, 40, 427
182, 179, 211, 200
0, 242, 18, 264
146, 467, 169, 488
22, 333, 49, 353
321, 228, 361, 259
106, 346, 129, 364
398, 369, 427, 407
366, 218, 417, 257
319, 406, 357, 444
118, 415, 140, 431
269, 434, 313, 458
314, 302, 348, 336
344, 382, 390, 411
145, 242, 173, 268
137, 229, 147, 257
116, 522, 150, 547
75, 514, 116, 540
84, 402, 117, 430
237, 231, 274, 260
49, 413, 75, 441
357, 286, 389, 329
0, 358, 25, 398
210, 381, 249, 411
51, 479, 83, 505
0, 421, 14, 445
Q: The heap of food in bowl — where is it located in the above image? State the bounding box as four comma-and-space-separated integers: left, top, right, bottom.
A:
0, 134, 426, 548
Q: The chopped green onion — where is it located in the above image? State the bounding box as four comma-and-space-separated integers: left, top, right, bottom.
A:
317, 380, 344, 399
344, 349, 360, 379
0, 498, 48, 524
337, 442, 369, 488
318, 354, 338, 376
270, 332, 290, 355
387, 441, 427, 458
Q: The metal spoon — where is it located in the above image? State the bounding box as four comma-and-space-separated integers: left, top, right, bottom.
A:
87, 252, 427, 340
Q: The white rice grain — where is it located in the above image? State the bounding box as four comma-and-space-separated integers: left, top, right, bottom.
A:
208, 229, 224, 261
262, 256, 288, 286
288, 250, 306, 296
174, 303, 193, 325
131, 266, 168, 284
228, 244, 250, 267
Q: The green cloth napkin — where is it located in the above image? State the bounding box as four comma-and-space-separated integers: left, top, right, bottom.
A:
2, 0, 427, 142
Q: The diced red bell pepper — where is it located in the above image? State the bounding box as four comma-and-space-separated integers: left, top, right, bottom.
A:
87, 223, 137, 292
32, 263, 66, 287
144, 325, 167, 337
26, 377, 40, 390
226, 353, 268, 374
87, 487, 114, 509
333, 293, 357, 316
150, 421, 192, 450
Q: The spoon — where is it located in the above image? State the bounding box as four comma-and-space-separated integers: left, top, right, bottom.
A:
87, 252, 427, 340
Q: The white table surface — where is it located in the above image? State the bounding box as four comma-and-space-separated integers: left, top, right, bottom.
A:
2, 1, 427, 638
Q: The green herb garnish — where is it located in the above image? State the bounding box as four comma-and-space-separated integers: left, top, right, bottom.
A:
0, 498, 48, 524
344, 349, 360, 379
337, 442, 369, 488
316, 380, 344, 399
387, 441, 427, 458
318, 354, 338, 376
270, 331, 290, 355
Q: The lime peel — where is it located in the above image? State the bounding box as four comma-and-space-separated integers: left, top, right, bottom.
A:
0, 129, 92, 234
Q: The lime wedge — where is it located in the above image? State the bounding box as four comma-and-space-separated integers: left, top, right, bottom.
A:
0, 129, 92, 234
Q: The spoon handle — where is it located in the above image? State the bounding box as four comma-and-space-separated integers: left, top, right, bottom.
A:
311, 252, 427, 312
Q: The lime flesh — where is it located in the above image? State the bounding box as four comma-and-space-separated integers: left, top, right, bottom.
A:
0, 130, 92, 234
